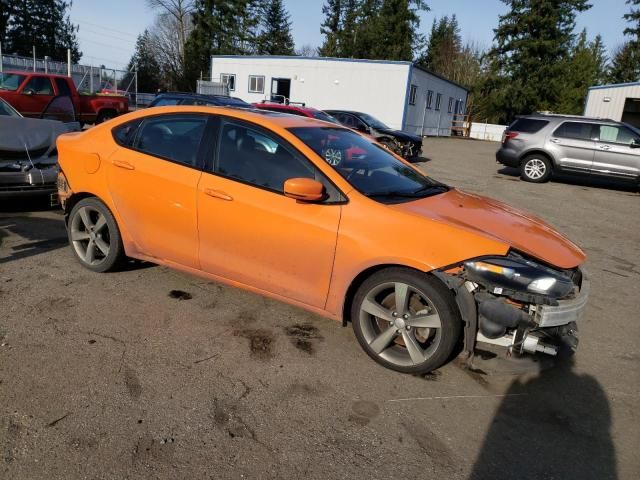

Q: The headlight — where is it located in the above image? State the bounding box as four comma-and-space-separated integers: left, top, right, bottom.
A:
464, 256, 574, 299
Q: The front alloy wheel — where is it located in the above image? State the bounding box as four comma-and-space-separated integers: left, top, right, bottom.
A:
352, 268, 462, 374
68, 198, 125, 272
521, 155, 552, 183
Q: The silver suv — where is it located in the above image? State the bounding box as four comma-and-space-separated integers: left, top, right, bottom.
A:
496, 114, 640, 184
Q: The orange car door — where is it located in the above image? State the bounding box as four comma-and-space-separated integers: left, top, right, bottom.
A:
197, 118, 342, 308
107, 113, 208, 269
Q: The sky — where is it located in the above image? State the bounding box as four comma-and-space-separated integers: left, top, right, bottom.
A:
68, 0, 629, 71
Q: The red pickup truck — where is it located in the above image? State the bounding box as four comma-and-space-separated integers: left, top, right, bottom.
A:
0, 71, 128, 124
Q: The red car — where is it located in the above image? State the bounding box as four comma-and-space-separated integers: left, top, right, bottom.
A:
252, 102, 339, 124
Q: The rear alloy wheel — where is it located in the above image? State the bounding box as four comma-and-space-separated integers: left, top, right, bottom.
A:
351, 268, 462, 374
521, 155, 552, 183
68, 198, 125, 272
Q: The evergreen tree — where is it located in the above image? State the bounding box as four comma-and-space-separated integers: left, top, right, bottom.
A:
557, 30, 608, 114
418, 15, 461, 78
184, 0, 260, 86
338, 0, 359, 57
124, 30, 162, 93
608, 42, 640, 83
1, 0, 12, 46
257, 0, 295, 55
371, 0, 428, 61
351, 0, 382, 58
608, 0, 640, 83
481, 0, 591, 124
4, 0, 81, 62
319, 0, 342, 57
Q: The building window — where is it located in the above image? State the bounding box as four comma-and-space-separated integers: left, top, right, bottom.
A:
248, 75, 265, 94
426, 90, 433, 109
409, 84, 417, 105
221, 73, 236, 91
435, 93, 442, 111
448, 97, 454, 113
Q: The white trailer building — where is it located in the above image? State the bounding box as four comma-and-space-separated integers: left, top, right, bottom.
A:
584, 82, 640, 127
210, 55, 468, 136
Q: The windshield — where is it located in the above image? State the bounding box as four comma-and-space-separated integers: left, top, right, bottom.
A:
0, 99, 21, 117
288, 127, 447, 203
312, 110, 340, 124
358, 112, 389, 130
0, 73, 26, 91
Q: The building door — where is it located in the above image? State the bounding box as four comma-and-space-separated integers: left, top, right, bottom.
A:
621, 98, 640, 128
271, 78, 291, 103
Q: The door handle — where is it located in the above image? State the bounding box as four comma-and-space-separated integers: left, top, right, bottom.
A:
204, 188, 233, 201
550, 138, 560, 144
599, 145, 611, 150
112, 159, 135, 170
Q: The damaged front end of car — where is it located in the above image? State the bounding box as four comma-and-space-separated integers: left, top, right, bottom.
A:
435, 251, 589, 363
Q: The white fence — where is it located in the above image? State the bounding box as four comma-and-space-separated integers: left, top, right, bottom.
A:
469, 122, 507, 142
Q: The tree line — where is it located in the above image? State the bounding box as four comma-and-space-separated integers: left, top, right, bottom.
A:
2, 0, 639, 125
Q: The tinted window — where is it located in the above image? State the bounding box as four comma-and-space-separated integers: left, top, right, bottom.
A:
133, 115, 207, 167
311, 111, 340, 124
216, 121, 315, 192
510, 118, 549, 133
24, 77, 53, 95
598, 125, 637, 145
54, 78, 72, 96
289, 127, 447, 204
113, 119, 142, 146
553, 122, 594, 141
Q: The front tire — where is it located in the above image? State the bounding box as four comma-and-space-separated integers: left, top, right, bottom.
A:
351, 268, 462, 374
68, 197, 125, 272
520, 154, 552, 183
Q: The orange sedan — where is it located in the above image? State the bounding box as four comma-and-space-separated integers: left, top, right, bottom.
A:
57, 106, 588, 374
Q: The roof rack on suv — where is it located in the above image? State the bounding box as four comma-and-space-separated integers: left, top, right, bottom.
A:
527, 112, 616, 122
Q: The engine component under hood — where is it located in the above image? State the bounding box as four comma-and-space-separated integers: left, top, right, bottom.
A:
391, 188, 585, 269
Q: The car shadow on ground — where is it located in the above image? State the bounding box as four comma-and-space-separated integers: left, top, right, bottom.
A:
468, 358, 616, 480
496, 167, 639, 194
0, 214, 68, 264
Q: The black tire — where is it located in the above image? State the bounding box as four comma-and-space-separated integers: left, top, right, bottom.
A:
351, 267, 463, 374
96, 109, 116, 124
67, 197, 125, 273
520, 154, 553, 183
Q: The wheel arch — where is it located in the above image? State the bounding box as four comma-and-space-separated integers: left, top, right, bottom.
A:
63, 191, 97, 222
519, 149, 556, 168
341, 263, 436, 326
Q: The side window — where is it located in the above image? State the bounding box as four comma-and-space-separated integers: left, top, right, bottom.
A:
216, 121, 316, 192
221, 73, 236, 91
54, 78, 72, 96
553, 122, 594, 141
332, 112, 346, 123
24, 77, 53, 95
132, 115, 207, 167
409, 85, 417, 105
249, 75, 265, 94
112, 119, 142, 147
435, 93, 442, 111
426, 90, 433, 109
598, 125, 636, 145
152, 97, 180, 107
448, 97, 454, 113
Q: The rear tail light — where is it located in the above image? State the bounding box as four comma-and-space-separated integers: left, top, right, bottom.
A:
502, 131, 519, 144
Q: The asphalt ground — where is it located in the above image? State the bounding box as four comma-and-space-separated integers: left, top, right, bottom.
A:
1, 137, 638, 479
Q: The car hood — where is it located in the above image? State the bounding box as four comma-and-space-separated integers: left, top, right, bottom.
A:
0, 116, 69, 154
375, 128, 421, 143
391, 189, 585, 269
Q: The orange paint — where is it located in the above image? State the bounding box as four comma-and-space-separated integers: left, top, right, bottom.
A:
57, 106, 586, 322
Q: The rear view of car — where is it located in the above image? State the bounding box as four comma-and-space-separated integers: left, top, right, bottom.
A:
497, 117, 552, 182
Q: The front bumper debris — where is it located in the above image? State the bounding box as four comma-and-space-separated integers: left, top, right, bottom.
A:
534, 273, 590, 327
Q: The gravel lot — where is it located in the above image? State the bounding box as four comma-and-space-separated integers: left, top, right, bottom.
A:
1, 137, 638, 479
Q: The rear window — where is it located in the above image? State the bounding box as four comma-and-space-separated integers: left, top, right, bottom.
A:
553, 122, 595, 141
509, 118, 549, 133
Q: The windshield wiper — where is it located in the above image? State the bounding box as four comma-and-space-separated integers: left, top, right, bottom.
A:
366, 184, 449, 199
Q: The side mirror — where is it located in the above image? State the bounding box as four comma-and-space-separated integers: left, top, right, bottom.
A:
283, 178, 325, 202
631, 139, 640, 149
24, 89, 34, 96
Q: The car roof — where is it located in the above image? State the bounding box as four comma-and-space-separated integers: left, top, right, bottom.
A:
519, 113, 618, 124
156, 92, 240, 101
5, 70, 68, 79
325, 109, 363, 116
111, 105, 347, 130
254, 102, 321, 113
